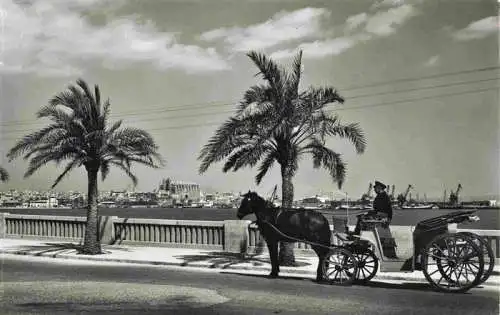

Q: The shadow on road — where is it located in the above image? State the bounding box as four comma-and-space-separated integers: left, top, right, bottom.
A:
220, 270, 314, 282
220, 271, 467, 294
6, 242, 131, 256
175, 252, 311, 269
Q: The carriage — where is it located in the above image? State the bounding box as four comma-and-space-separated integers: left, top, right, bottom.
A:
326, 210, 495, 293
237, 192, 494, 294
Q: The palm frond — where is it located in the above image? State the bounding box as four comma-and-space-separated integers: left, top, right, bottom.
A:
51, 159, 82, 188
290, 50, 303, 93
222, 144, 272, 172
236, 85, 273, 116
109, 161, 138, 186
7, 125, 69, 160
198, 117, 248, 173
100, 99, 111, 128
255, 151, 277, 184
315, 114, 366, 154
302, 86, 344, 112
0, 166, 9, 182
301, 139, 347, 188
100, 161, 110, 181
107, 120, 123, 134
36, 105, 74, 122
247, 51, 285, 102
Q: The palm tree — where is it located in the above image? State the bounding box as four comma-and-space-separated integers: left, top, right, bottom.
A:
0, 166, 9, 182
198, 51, 366, 265
7, 79, 164, 255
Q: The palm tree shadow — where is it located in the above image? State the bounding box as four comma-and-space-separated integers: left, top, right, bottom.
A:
175, 252, 272, 269
10, 242, 131, 256
175, 235, 312, 269
175, 251, 311, 269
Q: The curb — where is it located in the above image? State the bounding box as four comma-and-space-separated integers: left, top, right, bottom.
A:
2, 250, 499, 286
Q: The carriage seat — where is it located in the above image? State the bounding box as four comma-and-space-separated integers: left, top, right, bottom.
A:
376, 225, 414, 260
331, 216, 359, 245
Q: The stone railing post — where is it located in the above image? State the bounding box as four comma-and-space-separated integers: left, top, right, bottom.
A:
0, 212, 9, 238
99, 216, 117, 245
224, 220, 250, 254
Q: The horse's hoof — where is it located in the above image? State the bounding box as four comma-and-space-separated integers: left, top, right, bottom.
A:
268, 273, 278, 279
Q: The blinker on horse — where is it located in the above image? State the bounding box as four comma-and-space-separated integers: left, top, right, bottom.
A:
237, 191, 332, 281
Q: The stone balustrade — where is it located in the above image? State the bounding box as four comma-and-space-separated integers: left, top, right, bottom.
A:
0, 213, 498, 262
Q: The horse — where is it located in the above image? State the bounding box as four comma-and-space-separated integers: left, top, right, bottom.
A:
237, 191, 332, 282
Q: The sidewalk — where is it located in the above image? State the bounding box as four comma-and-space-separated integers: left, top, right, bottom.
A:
1, 238, 499, 286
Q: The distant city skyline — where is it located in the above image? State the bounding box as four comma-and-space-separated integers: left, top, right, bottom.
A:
1, 0, 498, 201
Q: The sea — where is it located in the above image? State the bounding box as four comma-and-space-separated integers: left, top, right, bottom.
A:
1, 207, 499, 230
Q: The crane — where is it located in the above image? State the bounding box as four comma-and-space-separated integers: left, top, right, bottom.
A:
397, 184, 413, 207
449, 183, 462, 207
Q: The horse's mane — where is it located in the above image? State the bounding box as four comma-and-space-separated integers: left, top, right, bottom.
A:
247, 191, 279, 211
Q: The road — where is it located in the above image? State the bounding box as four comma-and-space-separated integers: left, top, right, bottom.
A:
1, 255, 499, 314
2, 207, 499, 229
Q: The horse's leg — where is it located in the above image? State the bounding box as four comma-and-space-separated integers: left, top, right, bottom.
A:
313, 246, 329, 283
267, 239, 279, 278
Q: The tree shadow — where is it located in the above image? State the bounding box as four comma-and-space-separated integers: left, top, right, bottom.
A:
175, 251, 311, 269
220, 270, 313, 282
6, 242, 131, 256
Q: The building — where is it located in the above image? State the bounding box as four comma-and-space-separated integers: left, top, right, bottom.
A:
26, 196, 59, 208
159, 178, 201, 203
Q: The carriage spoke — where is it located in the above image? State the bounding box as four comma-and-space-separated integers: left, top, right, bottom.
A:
432, 244, 447, 256
437, 275, 444, 285
427, 267, 441, 277
361, 268, 367, 279
427, 252, 448, 261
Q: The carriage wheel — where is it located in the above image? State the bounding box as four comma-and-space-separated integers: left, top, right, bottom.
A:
457, 232, 495, 285
322, 248, 358, 286
353, 248, 379, 284
422, 233, 484, 293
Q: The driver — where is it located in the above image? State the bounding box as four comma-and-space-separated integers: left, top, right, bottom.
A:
354, 180, 392, 234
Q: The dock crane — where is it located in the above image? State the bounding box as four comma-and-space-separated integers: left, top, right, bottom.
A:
397, 184, 413, 208
449, 183, 462, 207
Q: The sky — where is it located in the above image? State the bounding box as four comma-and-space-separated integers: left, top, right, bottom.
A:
0, 0, 499, 201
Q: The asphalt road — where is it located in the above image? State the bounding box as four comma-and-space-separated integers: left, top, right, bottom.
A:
1, 255, 499, 314
2, 207, 499, 229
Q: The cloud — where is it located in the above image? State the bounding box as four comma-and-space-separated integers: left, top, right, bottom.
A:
345, 13, 368, 32
452, 16, 498, 41
271, 4, 417, 60
270, 35, 370, 60
0, 0, 229, 77
199, 7, 330, 52
370, 0, 423, 10
364, 4, 417, 36
424, 55, 439, 67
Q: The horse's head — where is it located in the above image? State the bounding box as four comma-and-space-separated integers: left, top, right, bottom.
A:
237, 191, 264, 219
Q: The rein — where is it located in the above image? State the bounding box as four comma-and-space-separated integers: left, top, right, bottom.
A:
255, 218, 337, 251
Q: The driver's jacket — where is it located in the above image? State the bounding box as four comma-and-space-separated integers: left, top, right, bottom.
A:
373, 191, 392, 221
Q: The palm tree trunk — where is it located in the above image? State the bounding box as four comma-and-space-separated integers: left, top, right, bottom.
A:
82, 168, 102, 255
279, 165, 296, 266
